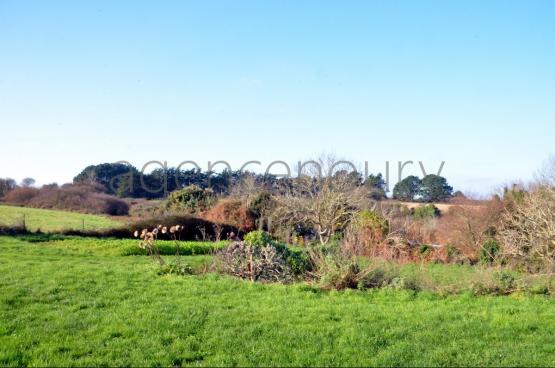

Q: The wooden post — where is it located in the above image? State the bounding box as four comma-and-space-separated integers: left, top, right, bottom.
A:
22, 214, 26, 231
82, 219, 85, 232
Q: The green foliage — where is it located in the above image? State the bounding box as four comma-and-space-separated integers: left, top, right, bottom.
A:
392, 175, 422, 201
0, 178, 16, 198
125, 240, 228, 256
283, 247, 311, 276
419, 174, 453, 202
493, 271, 516, 292
157, 258, 194, 276
241, 231, 311, 276
309, 250, 418, 292
247, 192, 274, 220
354, 210, 389, 236
480, 239, 500, 264
412, 204, 440, 219
244, 230, 273, 247
471, 270, 516, 295
74, 163, 144, 197
164, 185, 214, 213
364, 173, 387, 200
503, 185, 527, 206
419, 244, 432, 255
73, 163, 286, 199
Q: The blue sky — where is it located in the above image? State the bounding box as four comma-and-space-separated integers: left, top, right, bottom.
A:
1, 0, 554, 194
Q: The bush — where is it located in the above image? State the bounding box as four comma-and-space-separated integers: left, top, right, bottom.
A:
356, 210, 389, 236
247, 192, 274, 221
435, 199, 504, 260
242, 231, 311, 276
164, 185, 214, 213
500, 186, 555, 271
342, 210, 389, 256
244, 230, 273, 247
2, 187, 39, 205
214, 242, 293, 283
284, 248, 312, 275
2, 185, 129, 215
471, 270, 516, 296
201, 198, 255, 233
480, 239, 500, 264
412, 204, 440, 219
158, 259, 194, 276
307, 248, 409, 291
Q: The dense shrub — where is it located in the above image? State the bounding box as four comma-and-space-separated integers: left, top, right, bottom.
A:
164, 185, 215, 213
214, 242, 293, 282
364, 173, 387, 200
244, 230, 273, 247
500, 186, 555, 271
2, 184, 129, 216
435, 199, 504, 260
480, 239, 500, 264
247, 191, 275, 228
2, 187, 40, 205
157, 259, 194, 276
307, 248, 416, 291
127, 198, 163, 218
201, 198, 255, 233
343, 210, 389, 256
471, 271, 517, 296
356, 210, 390, 235
242, 231, 311, 275
412, 204, 440, 219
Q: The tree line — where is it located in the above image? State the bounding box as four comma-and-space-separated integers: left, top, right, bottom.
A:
71, 163, 454, 202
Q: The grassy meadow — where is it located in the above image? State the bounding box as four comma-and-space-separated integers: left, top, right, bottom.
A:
1, 235, 555, 367
0, 205, 122, 232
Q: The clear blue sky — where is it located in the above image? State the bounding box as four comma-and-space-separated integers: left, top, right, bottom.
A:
1, 0, 554, 195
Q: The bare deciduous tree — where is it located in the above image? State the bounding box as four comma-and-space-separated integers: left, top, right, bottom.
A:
500, 186, 555, 268
273, 156, 368, 244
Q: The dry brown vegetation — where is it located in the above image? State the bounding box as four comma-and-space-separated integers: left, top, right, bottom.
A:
500, 185, 555, 271
201, 198, 255, 234
2, 184, 129, 216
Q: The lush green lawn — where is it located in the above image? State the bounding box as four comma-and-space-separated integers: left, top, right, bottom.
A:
0, 205, 122, 232
1, 236, 555, 367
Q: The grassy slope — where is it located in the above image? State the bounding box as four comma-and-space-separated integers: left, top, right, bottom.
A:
1, 236, 555, 366
0, 205, 122, 232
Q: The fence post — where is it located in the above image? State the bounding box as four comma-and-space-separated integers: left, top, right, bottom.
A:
22, 214, 26, 231
82, 219, 85, 232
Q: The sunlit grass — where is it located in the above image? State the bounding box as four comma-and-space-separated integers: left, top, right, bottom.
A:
1, 236, 554, 366
0, 205, 122, 232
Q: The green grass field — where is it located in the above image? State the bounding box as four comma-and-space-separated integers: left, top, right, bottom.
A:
1, 236, 555, 366
0, 205, 122, 232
